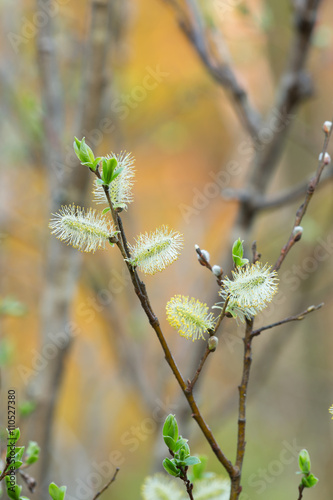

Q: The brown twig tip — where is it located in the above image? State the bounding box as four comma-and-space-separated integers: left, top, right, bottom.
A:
18, 470, 37, 493
251, 302, 324, 338
251, 241, 261, 264
92, 468, 120, 500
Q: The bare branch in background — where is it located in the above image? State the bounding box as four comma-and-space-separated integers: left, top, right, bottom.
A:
27, 1, 117, 497
161, 0, 262, 137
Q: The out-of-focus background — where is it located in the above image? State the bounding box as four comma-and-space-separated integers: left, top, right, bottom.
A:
1, 0, 333, 499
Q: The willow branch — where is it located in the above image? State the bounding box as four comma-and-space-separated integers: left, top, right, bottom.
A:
273, 121, 333, 272
161, 0, 262, 138
229, 319, 254, 500
250, 303, 324, 338
224, 165, 333, 212
92, 172, 236, 479
92, 468, 120, 500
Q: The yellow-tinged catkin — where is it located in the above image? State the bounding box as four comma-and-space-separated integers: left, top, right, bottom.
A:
166, 295, 215, 341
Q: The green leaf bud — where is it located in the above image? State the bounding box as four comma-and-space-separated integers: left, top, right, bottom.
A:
232, 238, 249, 267
299, 449, 311, 474
73, 137, 95, 169
163, 414, 179, 444
162, 458, 180, 477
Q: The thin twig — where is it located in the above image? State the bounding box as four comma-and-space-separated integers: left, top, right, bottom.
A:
273, 122, 333, 272
251, 303, 324, 338
297, 484, 305, 500
229, 319, 253, 500
223, 165, 333, 212
18, 469, 37, 493
253, 166, 333, 211
92, 468, 120, 500
0, 459, 11, 482
186, 296, 230, 392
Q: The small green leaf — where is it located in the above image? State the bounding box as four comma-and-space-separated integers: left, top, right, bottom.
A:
15, 447, 25, 462
5, 477, 22, 500
25, 441, 40, 465
19, 400, 36, 417
162, 458, 180, 478
73, 137, 95, 168
163, 415, 179, 444
299, 449, 311, 474
173, 438, 188, 453
178, 443, 190, 461
301, 473, 319, 488
111, 166, 124, 182
7, 428, 20, 444
163, 436, 176, 452
232, 238, 249, 267
183, 456, 201, 466
49, 483, 67, 500
102, 207, 111, 215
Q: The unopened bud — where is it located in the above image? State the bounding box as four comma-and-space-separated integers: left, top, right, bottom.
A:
292, 226, 303, 242
212, 265, 222, 277
199, 249, 210, 262
323, 121, 332, 134
319, 152, 331, 165
208, 336, 218, 351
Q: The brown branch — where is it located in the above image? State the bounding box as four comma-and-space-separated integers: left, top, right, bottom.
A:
92, 468, 120, 500
246, 0, 320, 195
230, 319, 254, 500
297, 484, 305, 500
94, 172, 236, 480
18, 469, 37, 493
161, 0, 262, 138
186, 295, 230, 392
250, 303, 324, 338
273, 122, 333, 272
223, 165, 333, 212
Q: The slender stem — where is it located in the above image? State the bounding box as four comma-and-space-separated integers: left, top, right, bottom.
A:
187, 296, 230, 392
230, 319, 253, 500
274, 123, 333, 272
92, 468, 120, 500
94, 171, 236, 479
251, 303, 324, 338
297, 484, 305, 500
0, 460, 10, 482
187, 347, 210, 391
